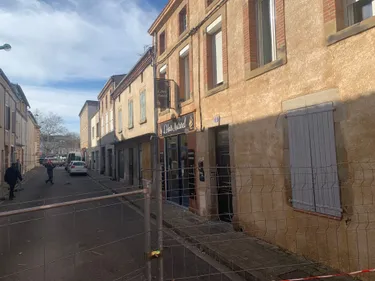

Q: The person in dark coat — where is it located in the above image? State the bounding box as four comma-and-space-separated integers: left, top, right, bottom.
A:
4, 163, 23, 200
45, 160, 56, 184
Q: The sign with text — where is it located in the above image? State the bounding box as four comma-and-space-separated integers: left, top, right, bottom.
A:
155, 79, 170, 109
159, 113, 195, 137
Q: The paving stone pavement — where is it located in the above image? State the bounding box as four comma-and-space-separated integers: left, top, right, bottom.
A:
88, 170, 356, 281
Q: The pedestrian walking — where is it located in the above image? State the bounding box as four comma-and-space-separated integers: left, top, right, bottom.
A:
4, 163, 23, 200
45, 160, 56, 184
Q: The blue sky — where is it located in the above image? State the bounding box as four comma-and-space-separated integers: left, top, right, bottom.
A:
0, 0, 168, 132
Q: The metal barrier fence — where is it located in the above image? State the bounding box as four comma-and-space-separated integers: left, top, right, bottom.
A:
0, 189, 151, 281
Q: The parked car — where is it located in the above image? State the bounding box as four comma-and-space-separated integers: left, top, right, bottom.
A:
69, 161, 87, 175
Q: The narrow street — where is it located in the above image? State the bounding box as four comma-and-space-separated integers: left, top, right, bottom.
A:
0, 167, 236, 281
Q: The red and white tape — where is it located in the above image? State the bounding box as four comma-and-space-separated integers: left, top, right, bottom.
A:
278, 268, 375, 281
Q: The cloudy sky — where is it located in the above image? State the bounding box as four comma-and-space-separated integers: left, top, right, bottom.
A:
0, 0, 168, 132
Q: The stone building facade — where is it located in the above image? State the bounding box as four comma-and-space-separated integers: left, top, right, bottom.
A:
79, 100, 99, 163
150, 0, 375, 274
112, 48, 154, 187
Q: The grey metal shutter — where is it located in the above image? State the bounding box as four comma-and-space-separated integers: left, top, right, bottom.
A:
307, 103, 341, 217
287, 108, 315, 212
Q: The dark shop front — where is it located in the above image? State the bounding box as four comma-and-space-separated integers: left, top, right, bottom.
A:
159, 112, 196, 208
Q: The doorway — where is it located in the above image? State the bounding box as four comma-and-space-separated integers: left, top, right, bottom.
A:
129, 148, 134, 185
118, 150, 124, 179
215, 126, 233, 222
108, 149, 113, 177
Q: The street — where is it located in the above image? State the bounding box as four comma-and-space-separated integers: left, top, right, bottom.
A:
0, 167, 236, 281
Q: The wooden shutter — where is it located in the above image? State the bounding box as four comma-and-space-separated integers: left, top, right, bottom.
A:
307, 103, 341, 217
214, 30, 223, 84
140, 92, 146, 122
128, 101, 133, 128
287, 108, 315, 212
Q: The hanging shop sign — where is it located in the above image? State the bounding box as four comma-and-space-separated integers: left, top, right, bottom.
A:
155, 79, 170, 109
159, 113, 195, 137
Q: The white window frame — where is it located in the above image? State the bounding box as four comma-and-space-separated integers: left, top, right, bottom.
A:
128, 100, 134, 129
206, 16, 224, 87
256, 0, 277, 66
118, 109, 123, 133
159, 64, 167, 74
345, 0, 375, 26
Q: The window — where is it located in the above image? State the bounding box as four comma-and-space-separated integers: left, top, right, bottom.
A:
345, 0, 375, 26
179, 6, 187, 34
207, 16, 224, 88
96, 122, 100, 137
105, 112, 109, 133
101, 116, 105, 135
92, 127, 95, 139
5, 106, 10, 130
179, 45, 190, 102
109, 110, 113, 131
118, 109, 123, 132
12, 111, 16, 133
159, 31, 166, 55
141, 72, 144, 83
140, 91, 146, 123
255, 0, 277, 66
128, 100, 134, 128
287, 103, 341, 218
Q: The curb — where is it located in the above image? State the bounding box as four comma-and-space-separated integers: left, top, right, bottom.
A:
88, 172, 260, 281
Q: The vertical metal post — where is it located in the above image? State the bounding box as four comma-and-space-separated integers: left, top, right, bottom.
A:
152, 33, 164, 281
144, 185, 152, 281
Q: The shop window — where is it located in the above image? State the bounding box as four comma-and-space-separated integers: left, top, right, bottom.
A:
345, 0, 375, 26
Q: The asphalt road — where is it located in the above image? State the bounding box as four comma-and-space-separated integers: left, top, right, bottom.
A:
0, 167, 236, 281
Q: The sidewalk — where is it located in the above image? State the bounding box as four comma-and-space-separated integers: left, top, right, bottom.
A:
88, 170, 354, 281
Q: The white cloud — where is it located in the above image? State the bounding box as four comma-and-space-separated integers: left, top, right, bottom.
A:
0, 0, 158, 131
0, 0, 156, 84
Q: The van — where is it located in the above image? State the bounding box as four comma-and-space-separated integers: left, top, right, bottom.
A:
65, 152, 82, 170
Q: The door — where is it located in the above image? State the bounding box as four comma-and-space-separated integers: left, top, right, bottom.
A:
166, 136, 180, 205
215, 126, 233, 222
138, 144, 143, 184
118, 150, 125, 179
179, 135, 190, 207
129, 148, 134, 185
108, 149, 113, 177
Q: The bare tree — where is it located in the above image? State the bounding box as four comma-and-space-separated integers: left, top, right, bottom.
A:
34, 111, 67, 156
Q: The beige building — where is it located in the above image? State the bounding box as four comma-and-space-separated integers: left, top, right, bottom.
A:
89, 109, 100, 171
150, 0, 375, 274
25, 111, 40, 172
96, 74, 125, 176
112, 48, 154, 186
79, 100, 99, 163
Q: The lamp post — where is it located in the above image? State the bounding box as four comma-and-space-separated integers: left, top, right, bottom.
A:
0, 43, 11, 51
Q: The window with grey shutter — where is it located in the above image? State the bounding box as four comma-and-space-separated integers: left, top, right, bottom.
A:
287, 102, 341, 217
140, 91, 146, 123
12, 111, 16, 133
128, 100, 133, 129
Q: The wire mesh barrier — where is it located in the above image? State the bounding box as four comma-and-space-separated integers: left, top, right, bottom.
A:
0, 189, 151, 281
152, 163, 375, 281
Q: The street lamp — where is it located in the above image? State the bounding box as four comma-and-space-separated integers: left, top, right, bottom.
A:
0, 43, 11, 51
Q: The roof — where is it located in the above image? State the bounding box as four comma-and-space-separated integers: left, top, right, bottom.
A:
97, 74, 126, 100
0, 68, 15, 93
148, 0, 178, 34
28, 111, 39, 126
78, 100, 99, 117
112, 47, 153, 99
11, 83, 30, 107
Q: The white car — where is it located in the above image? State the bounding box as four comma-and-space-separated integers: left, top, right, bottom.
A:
69, 161, 88, 175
